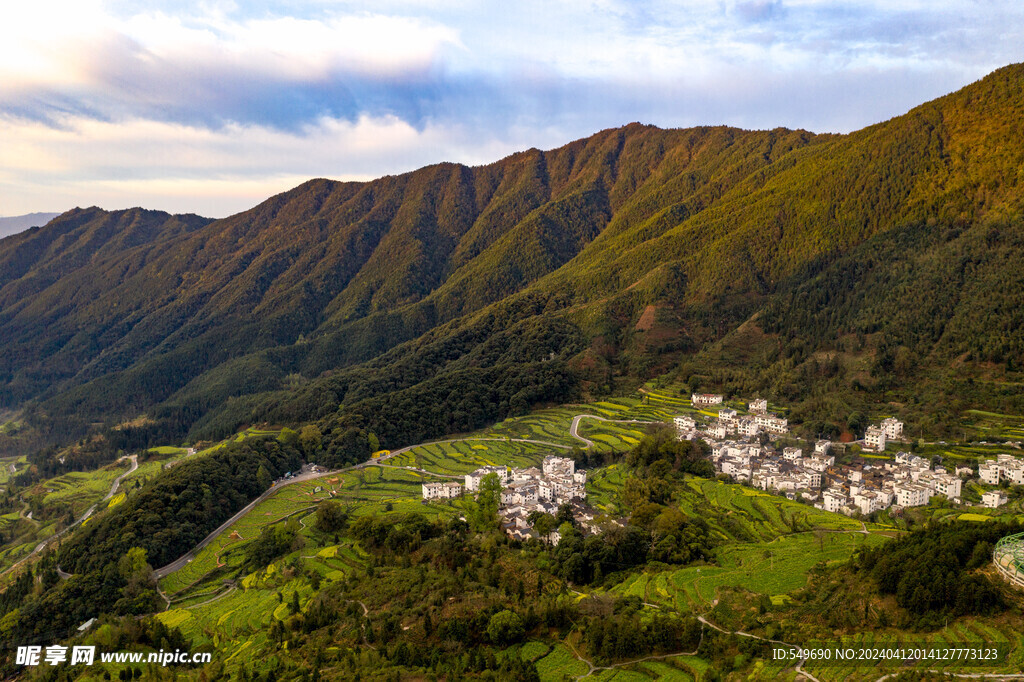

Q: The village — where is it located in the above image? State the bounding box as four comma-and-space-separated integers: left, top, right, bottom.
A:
421, 454, 595, 545
422, 392, 1024, 542
683, 393, 1022, 517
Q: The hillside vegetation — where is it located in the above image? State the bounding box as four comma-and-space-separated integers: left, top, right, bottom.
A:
2, 65, 1024, 463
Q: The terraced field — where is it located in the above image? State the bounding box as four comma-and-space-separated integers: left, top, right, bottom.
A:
614, 531, 889, 611
159, 465, 455, 596
384, 439, 554, 474
34, 463, 129, 517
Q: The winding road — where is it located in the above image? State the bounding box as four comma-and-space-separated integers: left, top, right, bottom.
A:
569, 414, 657, 449
0, 454, 138, 578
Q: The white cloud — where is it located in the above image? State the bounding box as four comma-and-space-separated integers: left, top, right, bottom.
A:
0, 111, 546, 217
1, 0, 1022, 216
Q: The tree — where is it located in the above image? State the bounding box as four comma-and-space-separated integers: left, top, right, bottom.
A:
315, 500, 348, 533
257, 464, 273, 490
299, 425, 323, 459
486, 610, 524, 645
117, 547, 151, 582
532, 513, 557, 543
474, 473, 502, 530
278, 428, 299, 448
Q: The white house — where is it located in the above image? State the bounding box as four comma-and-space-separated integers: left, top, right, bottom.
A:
982, 490, 1008, 509
705, 424, 727, 440
894, 483, 930, 508
748, 398, 768, 414
814, 440, 832, 455
881, 418, 904, 440
422, 482, 463, 500
864, 426, 887, 452
718, 408, 738, 425
465, 466, 510, 491
782, 447, 803, 461
692, 393, 724, 406
823, 489, 847, 513
737, 418, 760, 437
673, 415, 697, 432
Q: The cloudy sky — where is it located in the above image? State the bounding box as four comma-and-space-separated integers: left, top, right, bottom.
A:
1, 0, 1021, 218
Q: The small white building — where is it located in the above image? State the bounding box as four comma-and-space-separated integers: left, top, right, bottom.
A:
782, 447, 803, 461
737, 418, 760, 437
465, 466, 510, 491
864, 426, 887, 452
814, 440, 832, 455
894, 483, 930, 508
748, 398, 768, 414
705, 424, 727, 440
692, 393, 724, 406
881, 418, 904, 440
823, 489, 847, 513
982, 490, 1008, 509
422, 481, 463, 500
673, 415, 697, 432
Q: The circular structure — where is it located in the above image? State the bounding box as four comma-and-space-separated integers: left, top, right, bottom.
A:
993, 531, 1024, 589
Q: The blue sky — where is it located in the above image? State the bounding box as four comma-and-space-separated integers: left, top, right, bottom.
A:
1, 0, 1021, 217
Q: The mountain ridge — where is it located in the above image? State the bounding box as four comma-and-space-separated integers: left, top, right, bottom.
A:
2, 63, 1023, 459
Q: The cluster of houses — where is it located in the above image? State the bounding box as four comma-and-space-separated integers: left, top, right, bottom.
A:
422, 455, 593, 544
681, 398, 1024, 515
677, 404, 984, 517
676, 396, 788, 440
816, 451, 964, 516
977, 454, 1024, 508
863, 418, 905, 451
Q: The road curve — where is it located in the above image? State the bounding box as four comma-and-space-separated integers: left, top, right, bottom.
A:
569, 414, 657, 449
0, 454, 138, 579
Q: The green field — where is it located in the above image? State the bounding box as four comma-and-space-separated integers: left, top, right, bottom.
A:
614, 531, 889, 610
159, 464, 455, 595
384, 438, 554, 474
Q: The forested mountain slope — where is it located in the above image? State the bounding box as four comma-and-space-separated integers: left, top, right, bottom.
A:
2, 64, 1023, 459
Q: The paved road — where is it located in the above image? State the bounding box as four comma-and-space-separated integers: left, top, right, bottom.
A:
569, 414, 657, 449
0, 454, 138, 579
153, 435, 576, 579
153, 465, 335, 578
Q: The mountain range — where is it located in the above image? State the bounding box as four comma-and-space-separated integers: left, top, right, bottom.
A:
2, 64, 1023, 459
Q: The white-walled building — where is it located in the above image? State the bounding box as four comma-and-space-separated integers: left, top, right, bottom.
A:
881, 418, 904, 440
692, 393, 724, 406
982, 490, 1008, 509
422, 482, 463, 500
749, 398, 768, 414
979, 454, 1024, 485
737, 418, 760, 437
864, 426, 887, 452
465, 466, 511, 491
894, 483, 931, 508
673, 415, 697, 433
814, 440, 832, 455
823, 489, 847, 513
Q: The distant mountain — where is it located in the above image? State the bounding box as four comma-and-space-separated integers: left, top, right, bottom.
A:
0, 212, 61, 239
1, 64, 1023, 457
